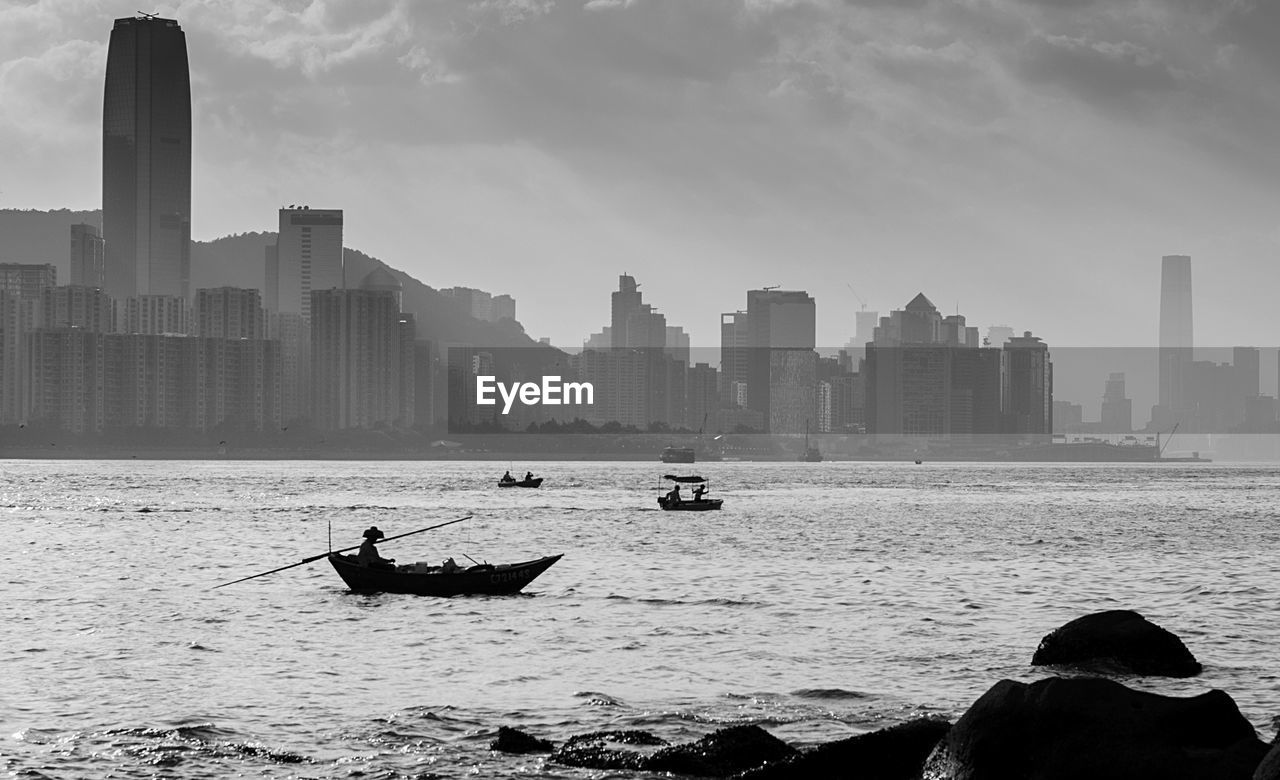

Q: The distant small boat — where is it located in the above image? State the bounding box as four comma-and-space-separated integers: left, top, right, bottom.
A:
657, 474, 723, 511
327, 553, 562, 596
498, 476, 543, 488
660, 446, 696, 464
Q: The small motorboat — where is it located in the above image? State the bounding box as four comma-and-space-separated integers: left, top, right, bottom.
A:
498, 475, 543, 488
328, 553, 563, 596
660, 446, 696, 464
656, 473, 723, 511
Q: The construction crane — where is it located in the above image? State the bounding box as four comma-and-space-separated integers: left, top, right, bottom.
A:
846, 283, 867, 311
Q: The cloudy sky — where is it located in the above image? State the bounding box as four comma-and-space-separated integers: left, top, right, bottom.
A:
2, 0, 1279, 351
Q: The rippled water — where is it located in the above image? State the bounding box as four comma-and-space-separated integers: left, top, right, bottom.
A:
3, 460, 1279, 778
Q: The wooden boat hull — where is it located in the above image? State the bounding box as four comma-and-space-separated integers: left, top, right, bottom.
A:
328, 553, 562, 596
657, 497, 723, 511
498, 478, 543, 488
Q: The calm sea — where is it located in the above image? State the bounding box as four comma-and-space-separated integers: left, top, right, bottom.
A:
3, 460, 1278, 778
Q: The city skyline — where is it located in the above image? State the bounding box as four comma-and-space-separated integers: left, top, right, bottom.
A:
3, 2, 1279, 351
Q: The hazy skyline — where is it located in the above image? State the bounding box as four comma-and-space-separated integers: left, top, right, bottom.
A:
2, 0, 1279, 349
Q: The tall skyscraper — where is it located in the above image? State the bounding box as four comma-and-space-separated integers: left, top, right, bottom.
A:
268, 207, 344, 319
102, 15, 192, 302
70, 224, 106, 289
744, 289, 816, 433
1157, 254, 1193, 423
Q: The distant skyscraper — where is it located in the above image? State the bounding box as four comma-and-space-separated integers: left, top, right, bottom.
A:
268, 207, 344, 319
1100, 372, 1132, 433
70, 224, 106, 289
719, 311, 750, 408
744, 288, 816, 433
1002, 331, 1053, 438
102, 15, 192, 301
1157, 255, 1193, 422
42, 286, 115, 333
610, 274, 644, 349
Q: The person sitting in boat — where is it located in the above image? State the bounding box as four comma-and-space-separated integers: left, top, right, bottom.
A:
442, 557, 460, 573
666, 484, 682, 504
692, 484, 706, 501
524, 471, 534, 481
357, 526, 396, 569
502, 470, 513, 483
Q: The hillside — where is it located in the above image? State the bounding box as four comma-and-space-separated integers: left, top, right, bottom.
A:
0, 208, 555, 354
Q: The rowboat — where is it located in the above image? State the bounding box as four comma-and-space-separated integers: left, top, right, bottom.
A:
327, 553, 563, 596
656, 474, 723, 511
498, 476, 543, 488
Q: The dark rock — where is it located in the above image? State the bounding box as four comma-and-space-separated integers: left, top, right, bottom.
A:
645, 725, 796, 777
735, 716, 950, 779
921, 677, 1268, 780
1254, 731, 1280, 780
1031, 609, 1202, 677
489, 726, 554, 754
551, 725, 794, 776
550, 729, 669, 771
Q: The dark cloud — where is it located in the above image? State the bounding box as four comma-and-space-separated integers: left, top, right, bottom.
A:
1019, 34, 1178, 105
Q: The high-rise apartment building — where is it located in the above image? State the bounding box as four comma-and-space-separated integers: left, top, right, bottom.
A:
124, 295, 190, 335
1157, 254, 1193, 425
196, 287, 265, 340
42, 286, 115, 332
268, 207, 344, 319
70, 224, 106, 289
1002, 331, 1052, 437
0, 264, 56, 300
311, 272, 415, 430
102, 15, 191, 301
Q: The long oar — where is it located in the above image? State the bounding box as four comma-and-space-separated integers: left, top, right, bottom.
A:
212, 515, 471, 589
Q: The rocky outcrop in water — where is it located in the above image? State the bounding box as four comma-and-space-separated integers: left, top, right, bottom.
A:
1253, 732, 1280, 780
734, 716, 951, 779
549, 725, 795, 776
1031, 609, 1202, 677
489, 726, 554, 754
921, 677, 1268, 780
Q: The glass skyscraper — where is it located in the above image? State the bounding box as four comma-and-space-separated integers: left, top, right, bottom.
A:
102, 15, 191, 302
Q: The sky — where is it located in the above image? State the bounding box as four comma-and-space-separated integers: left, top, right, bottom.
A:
2, 0, 1279, 351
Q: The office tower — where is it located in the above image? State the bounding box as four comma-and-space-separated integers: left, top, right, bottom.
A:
665, 326, 690, 365
102, 15, 191, 301
41, 286, 115, 332
1233, 347, 1260, 398
744, 289, 816, 433
124, 295, 190, 334
1099, 372, 1133, 433
196, 287, 265, 339
610, 274, 644, 348
311, 271, 414, 430
1003, 332, 1053, 437
0, 264, 57, 299
70, 224, 106, 288
719, 311, 750, 408
843, 309, 880, 363
1157, 255, 1193, 422
268, 207, 344, 319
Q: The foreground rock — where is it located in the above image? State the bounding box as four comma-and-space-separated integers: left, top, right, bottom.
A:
1031, 609, 1202, 677
922, 677, 1267, 780
1253, 731, 1280, 780
735, 717, 951, 779
490, 725, 554, 754
551, 725, 796, 776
